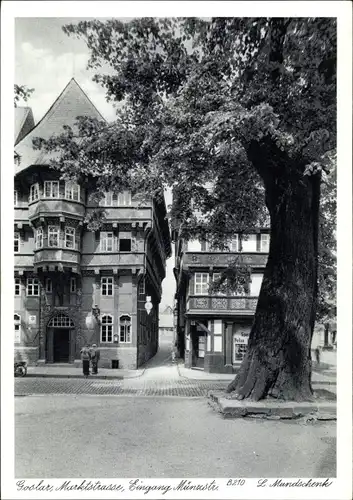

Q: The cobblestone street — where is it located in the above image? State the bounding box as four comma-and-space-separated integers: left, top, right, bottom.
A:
15, 377, 229, 397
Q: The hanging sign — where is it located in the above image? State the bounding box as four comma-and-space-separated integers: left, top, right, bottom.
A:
233, 335, 249, 345
145, 296, 153, 315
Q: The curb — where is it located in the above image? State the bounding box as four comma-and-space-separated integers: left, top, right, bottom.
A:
24, 373, 125, 380
208, 392, 336, 420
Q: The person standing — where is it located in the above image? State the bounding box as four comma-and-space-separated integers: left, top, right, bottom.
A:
90, 343, 100, 374
80, 344, 91, 377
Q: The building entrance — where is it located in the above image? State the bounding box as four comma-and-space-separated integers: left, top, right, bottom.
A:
47, 313, 75, 363
191, 329, 206, 369
53, 329, 70, 362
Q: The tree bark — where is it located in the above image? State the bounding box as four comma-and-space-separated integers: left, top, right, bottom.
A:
227, 139, 320, 401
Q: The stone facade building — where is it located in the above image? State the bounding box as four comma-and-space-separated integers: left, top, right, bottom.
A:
14, 79, 171, 369
174, 232, 269, 373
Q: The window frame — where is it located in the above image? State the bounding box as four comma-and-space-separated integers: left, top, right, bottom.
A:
29, 183, 40, 203
35, 227, 43, 249
101, 277, 114, 296
48, 226, 60, 248
14, 190, 18, 206
45, 278, 52, 293
65, 227, 75, 249
119, 315, 131, 343
194, 272, 209, 295
14, 232, 20, 253
260, 233, 270, 253
15, 278, 21, 296
70, 277, 76, 293
65, 181, 80, 202
118, 191, 131, 206
101, 314, 114, 343
230, 235, 239, 252
100, 231, 115, 252
138, 279, 145, 295
26, 278, 40, 297
14, 314, 21, 343
212, 273, 226, 296
44, 180, 60, 198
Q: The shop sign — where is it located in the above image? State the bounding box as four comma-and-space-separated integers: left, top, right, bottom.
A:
233, 334, 248, 345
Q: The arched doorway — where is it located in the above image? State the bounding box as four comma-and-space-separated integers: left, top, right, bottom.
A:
47, 313, 75, 363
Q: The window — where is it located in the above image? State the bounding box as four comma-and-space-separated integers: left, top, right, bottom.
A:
101, 277, 114, 296
65, 181, 80, 201
65, 227, 75, 249
100, 232, 115, 252
14, 314, 21, 343
48, 226, 59, 247
44, 181, 59, 198
15, 278, 21, 296
29, 183, 40, 202
102, 191, 118, 206
118, 191, 131, 206
230, 235, 239, 252
200, 241, 209, 251
119, 239, 131, 252
119, 315, 131, 343
260, 233, 270, 253
101, 315, 113, 343
250, 273, 263, 297
138, 279, 145, 295
14, 232, 20, 253
26, 278, 40, 296
45, 278, 52, 293
194, 273, 209, 295
70, 277, 76, 293
35, 227, 43, 249
242, 234, 257, 252
48, 314, 74, 327
14, 190, 18, 206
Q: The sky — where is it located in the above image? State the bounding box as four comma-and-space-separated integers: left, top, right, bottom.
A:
15, 17, 175, 309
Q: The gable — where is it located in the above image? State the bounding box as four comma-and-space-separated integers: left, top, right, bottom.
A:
15, 78, 107, 176
15, 107, 35, 145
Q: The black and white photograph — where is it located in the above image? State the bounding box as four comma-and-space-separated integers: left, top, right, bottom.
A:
1, 1, 352, 499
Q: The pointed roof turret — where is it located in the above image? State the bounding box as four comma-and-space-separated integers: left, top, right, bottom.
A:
15, 78, 107, 175
15, 106, 35, 145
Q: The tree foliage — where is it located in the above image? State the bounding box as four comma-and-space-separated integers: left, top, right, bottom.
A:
14, 84, 34, 107
33, 18, 337, 400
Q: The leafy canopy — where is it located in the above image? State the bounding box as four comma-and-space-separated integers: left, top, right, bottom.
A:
33, 18, 336, 315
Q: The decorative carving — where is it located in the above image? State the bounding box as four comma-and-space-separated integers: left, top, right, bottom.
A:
191, 254, 200, 263
211, 298, 227, 309
231, 299, 246, 309
248, 298, 258, 310
194, 298, 208, 308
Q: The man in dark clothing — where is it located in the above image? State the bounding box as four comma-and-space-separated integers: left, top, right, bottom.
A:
90, 344, 100, 374
80, 344, 91, 377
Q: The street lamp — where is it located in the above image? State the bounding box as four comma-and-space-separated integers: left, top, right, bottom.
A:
145, 296, 153, 315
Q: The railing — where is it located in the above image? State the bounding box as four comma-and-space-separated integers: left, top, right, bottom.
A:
183, 252, 268, 268
187, 295, 258, 313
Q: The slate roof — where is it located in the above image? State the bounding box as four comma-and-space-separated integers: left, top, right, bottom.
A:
15, 107, 35, 146
14, 78, 106, 176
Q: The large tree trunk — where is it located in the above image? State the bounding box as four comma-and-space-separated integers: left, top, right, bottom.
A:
227, 139, 321, 401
